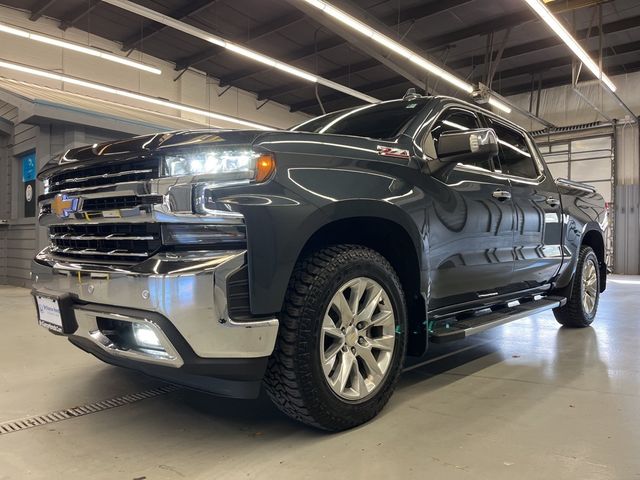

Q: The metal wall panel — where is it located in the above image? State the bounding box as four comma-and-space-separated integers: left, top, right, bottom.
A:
614, 122, 640, 275
614, 186, 640, 275
0, 134, 7, 284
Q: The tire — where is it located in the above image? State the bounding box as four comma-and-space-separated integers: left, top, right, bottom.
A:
264, 244, 408, 431
553, 245, 600, 328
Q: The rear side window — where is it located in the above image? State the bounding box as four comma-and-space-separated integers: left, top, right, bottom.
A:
488, 120, 539, 179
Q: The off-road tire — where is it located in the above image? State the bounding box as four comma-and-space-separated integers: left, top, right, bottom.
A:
264, 244, 408, 431
553, 246, 600, 328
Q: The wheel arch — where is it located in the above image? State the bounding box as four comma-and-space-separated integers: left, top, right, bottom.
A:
247, 199, 429, 356
581, 226, 607, 292
299, 213, 428, 357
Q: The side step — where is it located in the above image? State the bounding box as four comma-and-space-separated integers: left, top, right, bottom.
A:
430, 296, 567, 343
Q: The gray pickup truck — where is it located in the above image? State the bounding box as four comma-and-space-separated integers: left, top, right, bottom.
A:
32, 92, 607, 430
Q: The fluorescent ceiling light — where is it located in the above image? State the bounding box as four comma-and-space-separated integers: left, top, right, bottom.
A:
0, 60, 274, 130
224, 43, 318, 83
488, 96, 512, 114
0, 22, 161, 75
101, 0, 378, 104
523, 0, 616, 92
301, 0, 474, 94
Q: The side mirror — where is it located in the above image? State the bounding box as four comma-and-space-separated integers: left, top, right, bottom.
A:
435, 128, 498, 165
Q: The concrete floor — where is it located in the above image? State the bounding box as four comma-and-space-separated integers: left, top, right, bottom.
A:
0, 277, 639, 480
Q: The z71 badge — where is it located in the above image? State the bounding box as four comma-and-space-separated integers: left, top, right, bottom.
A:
377, 145, 410, 159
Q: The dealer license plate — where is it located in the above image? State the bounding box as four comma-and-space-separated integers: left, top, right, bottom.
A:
35, 295, 64, 332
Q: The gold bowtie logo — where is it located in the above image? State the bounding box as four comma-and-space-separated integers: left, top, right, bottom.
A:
51, 194, 79, 218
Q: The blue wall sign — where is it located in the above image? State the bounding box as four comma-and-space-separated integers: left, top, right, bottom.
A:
22, 151, 37, 182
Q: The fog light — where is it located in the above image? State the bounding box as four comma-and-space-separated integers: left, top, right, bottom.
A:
132, 323, 162, 350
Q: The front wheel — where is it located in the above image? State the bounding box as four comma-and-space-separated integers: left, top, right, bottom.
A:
264, 245, 408, 431
553, 245, 600, 328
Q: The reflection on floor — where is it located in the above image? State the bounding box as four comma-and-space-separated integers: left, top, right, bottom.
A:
1, 276, 638, 479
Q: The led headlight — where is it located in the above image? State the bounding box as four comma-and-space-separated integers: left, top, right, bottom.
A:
163, 148, 275, 183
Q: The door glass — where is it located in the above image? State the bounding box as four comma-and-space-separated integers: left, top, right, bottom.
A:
488, 121, 538, 178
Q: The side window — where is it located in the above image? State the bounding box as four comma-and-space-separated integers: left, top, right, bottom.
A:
488, 120, 539, 179
426, 109, 492, 171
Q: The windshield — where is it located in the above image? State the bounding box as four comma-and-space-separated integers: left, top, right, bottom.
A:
290, 99, 430, 139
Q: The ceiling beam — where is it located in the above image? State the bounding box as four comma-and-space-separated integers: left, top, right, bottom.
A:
102, 0, 378, 103
121, 0, 218, 51
417, 11, 535, 50
387, 0, 474, 24
284, 1, 427, 93
446, 14, 640, 70
299, 37, 640, 113
472, 39, 640, 85
544, 0, 612, 14
500, 60, 640, 97
174, 47, 225, 71
29, 0, 57, 21
254, 7, 566, 101
59, 0, 102, 31
257, 59, 379, 100
175, 10, 306, 71
272, 11, 640, 106
219, 0, 472, 87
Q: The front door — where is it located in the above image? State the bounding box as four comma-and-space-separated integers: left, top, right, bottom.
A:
424, 107, 516, 311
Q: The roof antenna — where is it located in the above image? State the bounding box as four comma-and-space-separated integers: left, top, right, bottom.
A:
402, 88, 422, 101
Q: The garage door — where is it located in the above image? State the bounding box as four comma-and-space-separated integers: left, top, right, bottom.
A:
535, 129, 614, 269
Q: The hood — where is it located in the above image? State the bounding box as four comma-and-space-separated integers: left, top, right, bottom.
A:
38, 129, 274, 179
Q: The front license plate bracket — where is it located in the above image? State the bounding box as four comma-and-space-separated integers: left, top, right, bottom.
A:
33, 292, 78, 334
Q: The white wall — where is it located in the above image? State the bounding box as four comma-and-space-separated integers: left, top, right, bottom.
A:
0, 5, 310, 130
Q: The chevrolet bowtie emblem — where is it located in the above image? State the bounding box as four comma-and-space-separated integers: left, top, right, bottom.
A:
51, 194, 80, 218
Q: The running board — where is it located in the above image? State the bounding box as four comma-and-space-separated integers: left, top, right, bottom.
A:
430, 296, 567, 343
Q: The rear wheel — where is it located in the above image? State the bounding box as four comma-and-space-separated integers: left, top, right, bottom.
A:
264, 245, 407, 431
553, 246, 600, 328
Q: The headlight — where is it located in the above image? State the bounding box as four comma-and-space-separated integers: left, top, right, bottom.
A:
163, 148, 275, 183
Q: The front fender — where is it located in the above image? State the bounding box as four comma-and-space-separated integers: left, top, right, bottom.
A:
242, 198, 426, 315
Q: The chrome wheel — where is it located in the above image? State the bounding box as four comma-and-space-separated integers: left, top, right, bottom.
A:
581, 258, 598, 315
320, 277, 396, 401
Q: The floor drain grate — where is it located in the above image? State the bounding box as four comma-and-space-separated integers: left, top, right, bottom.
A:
0, 384, 180, 435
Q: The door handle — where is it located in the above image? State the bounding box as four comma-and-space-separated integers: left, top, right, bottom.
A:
492, 190, 511, 201
546, 197, 561, 207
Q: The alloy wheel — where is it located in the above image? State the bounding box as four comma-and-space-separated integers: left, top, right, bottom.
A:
319, 277, 396, 401
581, 258, 598, 315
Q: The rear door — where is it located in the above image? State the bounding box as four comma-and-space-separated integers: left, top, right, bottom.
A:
425, 107, 516, 310
486, 117, 564, 290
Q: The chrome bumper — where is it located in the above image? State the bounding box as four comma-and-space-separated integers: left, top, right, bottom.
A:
31, 249, 279, 368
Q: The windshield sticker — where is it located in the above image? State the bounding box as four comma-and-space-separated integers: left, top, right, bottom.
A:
377, 146, 410, 159
406, 103, 418, 109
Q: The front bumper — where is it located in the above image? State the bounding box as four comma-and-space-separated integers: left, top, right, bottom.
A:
31, 249, 279, 398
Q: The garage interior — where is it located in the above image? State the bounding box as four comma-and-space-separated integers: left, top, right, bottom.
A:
0, 0, 639, 478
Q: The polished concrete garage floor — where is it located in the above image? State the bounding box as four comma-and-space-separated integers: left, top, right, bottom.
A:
1, 277, 639, 480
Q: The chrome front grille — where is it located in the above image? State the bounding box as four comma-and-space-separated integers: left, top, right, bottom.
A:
48, 158, 160, 193
48, 224, 162, 264
81, 195, 163, 212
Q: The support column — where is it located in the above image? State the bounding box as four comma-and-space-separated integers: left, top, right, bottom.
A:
614, 120, 640, 274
